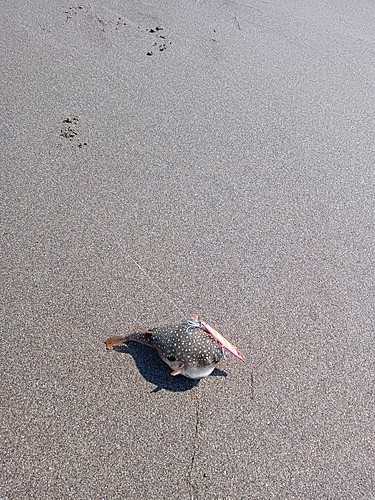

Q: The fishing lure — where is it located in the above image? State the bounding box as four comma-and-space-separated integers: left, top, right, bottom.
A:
187, 317, 245, 361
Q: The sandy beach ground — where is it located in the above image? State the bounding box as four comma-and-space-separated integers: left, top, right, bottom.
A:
1, 0, 374, 498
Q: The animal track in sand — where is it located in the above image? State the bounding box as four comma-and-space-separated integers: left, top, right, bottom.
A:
64, 6, 127, 33
64, 7, 172, 56
145, 26, 172, 56
60, 116, 87, 149
60, 116, 79, 139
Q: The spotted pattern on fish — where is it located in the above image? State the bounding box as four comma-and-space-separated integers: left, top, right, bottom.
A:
131, 320, 224, 366
105, 318, 225, 378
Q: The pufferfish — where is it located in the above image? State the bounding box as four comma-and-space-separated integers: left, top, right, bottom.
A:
105, 316, 244, 379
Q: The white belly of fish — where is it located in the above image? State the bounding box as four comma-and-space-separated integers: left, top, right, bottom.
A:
159, 354, 216, 379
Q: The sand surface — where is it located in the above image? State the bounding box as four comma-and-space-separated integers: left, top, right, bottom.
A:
1, 1, 374, 498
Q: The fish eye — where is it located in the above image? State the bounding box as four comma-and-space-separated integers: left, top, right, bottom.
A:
167, 355, 176, 362
186, 326, 195, 335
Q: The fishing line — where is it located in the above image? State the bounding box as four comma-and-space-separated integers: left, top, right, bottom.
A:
45, 164, 187, 319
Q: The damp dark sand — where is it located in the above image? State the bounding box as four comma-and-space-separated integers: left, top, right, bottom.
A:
1, 0, 374, 498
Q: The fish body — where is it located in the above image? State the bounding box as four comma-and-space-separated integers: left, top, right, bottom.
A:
105, 318, 225, 379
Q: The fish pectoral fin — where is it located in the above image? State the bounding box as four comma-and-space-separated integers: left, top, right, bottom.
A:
105, 336, 129, 350
131, 325, 149, 334
171, 364, 188, 376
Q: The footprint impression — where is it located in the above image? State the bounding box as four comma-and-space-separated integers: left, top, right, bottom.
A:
60, 116, 87, 149
64, 7, 172, 56
64, 6, 128, 33
146, 26, 172, 56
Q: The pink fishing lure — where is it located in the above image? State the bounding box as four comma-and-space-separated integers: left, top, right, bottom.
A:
201, 321, 245, 361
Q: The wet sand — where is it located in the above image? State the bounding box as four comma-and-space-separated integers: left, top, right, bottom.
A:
1, 0, 374, 498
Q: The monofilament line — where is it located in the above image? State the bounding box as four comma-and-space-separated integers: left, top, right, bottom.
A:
45, 165, 187, 319
112, 248, 187, 319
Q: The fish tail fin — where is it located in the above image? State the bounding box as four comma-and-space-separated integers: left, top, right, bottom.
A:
105, 336, 130, 350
